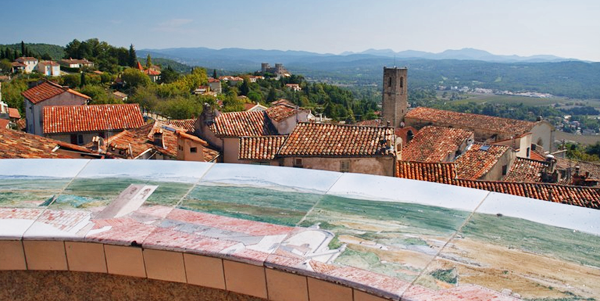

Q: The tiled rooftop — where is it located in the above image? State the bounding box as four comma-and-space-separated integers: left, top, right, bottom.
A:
209, 110, 278, 137
101, 121, 218, 162
455, 143, 510, 179
43, 104, 145, 134
396, 161, 456, 184
21, 81, 91, 104
504, 157, 549, 182
402, 126, 473, 162
405, 107, 537, 135
394, 159, 600, 209
0, 128, 92, 158
278, 123, 395, 157
239, 135, 287, 160
167, 119, 195, 133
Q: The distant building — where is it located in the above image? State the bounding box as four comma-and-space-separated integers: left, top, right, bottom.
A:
285, 83, 301, 92
260, 63, 290, 78
15, 57, 38, 73
37, 61, 61, 77
59, 58, 94, 69
208, 78, 222, 94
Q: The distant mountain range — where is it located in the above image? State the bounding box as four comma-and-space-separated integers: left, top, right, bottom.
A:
138, 47, 580, 71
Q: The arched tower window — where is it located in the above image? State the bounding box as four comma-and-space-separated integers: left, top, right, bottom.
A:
400, 77, 404, 88
388, 77, 392, 87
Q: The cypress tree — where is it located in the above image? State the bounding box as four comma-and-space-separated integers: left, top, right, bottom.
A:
21, 41, 25, 56
128, 44, 137, 67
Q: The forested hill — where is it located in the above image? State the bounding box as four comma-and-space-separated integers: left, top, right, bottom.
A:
0, 43, 65, 60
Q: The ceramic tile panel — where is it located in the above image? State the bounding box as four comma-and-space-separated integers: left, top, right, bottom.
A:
327, 173, 488, 211
143, 249, 186, 283
307, 277, 353, 301
104, 244, 146, 278
478, 192, 600, 236
0, 240, 26, 270
278, 192, 474, 296
0, 159, 89, 208
409, 193, 600, 300
199, 163, 342, 193
144, 208, 294, 265
265, 268, 309, 301
23, 209, 91, 240
183, 254, 226, 289
65, 241, 107, 273
76, 160, 212, 183
0, 208, 44, 239
181, 184, 326, 227
22, 240, 68, 271
223, 260, 268, 299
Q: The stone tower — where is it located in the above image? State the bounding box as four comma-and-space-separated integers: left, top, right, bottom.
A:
382, 67, 408, 128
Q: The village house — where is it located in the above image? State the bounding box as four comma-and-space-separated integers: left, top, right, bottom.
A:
244, 102, 268, 112
36, 61, 61, 77
59, 58, 94, 69
15, 57, 38, 73
238, 135, 287, 165
454, 143, 515, 181
208, 78, 222, 94
276, 123, 398, 176
136, 62, 161, 82
404, 107, 555, 156
266, 99, 311, 134
285, 83, 301, 92
43, 103, 145, 145
195, 105, 279, 163
22, 80, 91, 136
218, 76, 243, 85
401, 125, 474, 162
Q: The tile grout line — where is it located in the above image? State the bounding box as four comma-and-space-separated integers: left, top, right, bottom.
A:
399, 191, 492, 300
295, 173, 344, 228
140, 162, 216, 248
19, 159, 92, 242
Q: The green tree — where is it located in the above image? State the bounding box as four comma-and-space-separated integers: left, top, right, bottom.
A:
128, 44, 137, 67
0, 59, 12, 75
160, 66, 179, 84
20, 41, 25, 56
240, 77, 250, 96
213, 69, 217, 79
146, 54, 152, 69
122, 68, 151, 89
80, 72, 86, 88
266, 87, 277, 102
61, 74, 81, 88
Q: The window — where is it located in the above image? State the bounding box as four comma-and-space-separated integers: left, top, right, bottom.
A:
502, 164, 508, 176
190, 147, 197, 153
526, 147, 531, 158
388, 77, 392, 87
400, 77, 404, 88
77, 135, 84, 145
294, 158, 303, 167
340, 161, 350, 172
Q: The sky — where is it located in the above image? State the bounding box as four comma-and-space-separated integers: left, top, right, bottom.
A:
1, 0, 599, 61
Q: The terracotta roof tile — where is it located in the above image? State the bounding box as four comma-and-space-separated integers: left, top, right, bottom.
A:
0, 119, 9, 129
22, 81, 91, 104
278, 123, 395, 157
0, 128, 87, 159
266, 99, 310, 122
504, 157, 549, 182
43, 104, 145, 134
168, 119, 195, 133
394, 160, 600, 210
453, 179, 600, 209
100, 121, 218, 162
239, 135, 287, 160
8, 108, 21, 119
405, 107, 536, 136
209, 110, 278, 137
355, 119, 383, 127
455, 143, 510, 179
396, 161, 456, 184
402, 126, 473, 162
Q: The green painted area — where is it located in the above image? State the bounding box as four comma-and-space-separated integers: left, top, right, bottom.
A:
335, 248, 419, 282
51, 178, 191, 209
0, 178, 70, 207
181, 185, 322, 226
462, 213, 600, 268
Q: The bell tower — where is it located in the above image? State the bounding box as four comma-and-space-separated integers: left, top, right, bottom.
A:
382, 67, 408, 127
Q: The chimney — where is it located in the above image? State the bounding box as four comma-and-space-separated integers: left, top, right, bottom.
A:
545, 154, 556, 173
92, 136, 105, 153
153, 130, 164, 149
